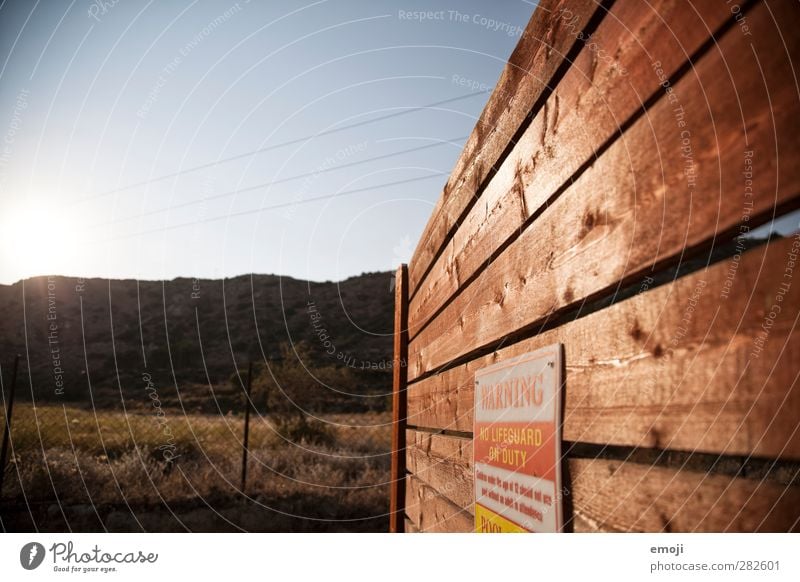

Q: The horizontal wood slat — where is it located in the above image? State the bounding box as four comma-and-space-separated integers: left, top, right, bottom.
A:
408, 0, 737, 340
405, 474, 474, 533
408, 235, 800, 459
404, 431, 800, 532
570, 459, 800, 533
408, 0, 800, 381
406, 430, 473, 510
408, 0, 602, 297
401, 0, 800, 534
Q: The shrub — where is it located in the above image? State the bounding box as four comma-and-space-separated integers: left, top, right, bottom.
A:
271, 414, 335, 447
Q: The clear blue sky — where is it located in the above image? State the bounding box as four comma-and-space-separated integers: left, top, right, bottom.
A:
0, 0, 538, 284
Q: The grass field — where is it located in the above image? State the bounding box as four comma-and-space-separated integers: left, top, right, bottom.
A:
1, 404, 392, 530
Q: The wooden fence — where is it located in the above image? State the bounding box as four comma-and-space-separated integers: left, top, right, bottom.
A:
390, 0, 800, 532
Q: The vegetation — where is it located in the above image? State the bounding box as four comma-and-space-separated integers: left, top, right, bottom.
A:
0, 271, 395, 531
1, 404, 391, 531
0, 272, 395, 411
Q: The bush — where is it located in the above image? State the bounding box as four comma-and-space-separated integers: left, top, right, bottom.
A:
272, 414, 335, 447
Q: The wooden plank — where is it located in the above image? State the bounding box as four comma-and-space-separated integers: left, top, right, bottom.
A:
404, 474, 474, 533
569, 459, 800, 533
408, 0, 736, 339
404, 517, 419, 533
405, 430, 473, 510
404, 431, 800, 532
408, 235, 800, 459
408, 0, 800, 381
408, 0, 602, 298
389, 265, 409, 533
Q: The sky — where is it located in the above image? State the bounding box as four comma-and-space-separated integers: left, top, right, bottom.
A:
0, 0, 538, 285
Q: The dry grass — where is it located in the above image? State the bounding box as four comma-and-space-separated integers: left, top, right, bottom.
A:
1, 404, 391, 529
5, 404, 390, 456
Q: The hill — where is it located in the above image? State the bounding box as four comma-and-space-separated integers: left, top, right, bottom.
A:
0, 271, 396, 414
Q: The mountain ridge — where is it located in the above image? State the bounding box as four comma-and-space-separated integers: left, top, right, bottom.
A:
0, 271, 396, 413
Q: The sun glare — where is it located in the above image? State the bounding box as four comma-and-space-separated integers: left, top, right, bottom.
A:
0, 199, 81, 282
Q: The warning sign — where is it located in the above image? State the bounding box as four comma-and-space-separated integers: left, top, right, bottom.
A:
473, 344, 563, 533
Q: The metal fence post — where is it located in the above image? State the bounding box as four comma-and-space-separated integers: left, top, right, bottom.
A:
0, 355, 21, 498
241, 361, 253, 493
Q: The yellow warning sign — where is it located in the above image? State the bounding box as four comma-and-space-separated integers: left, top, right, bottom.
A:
475, 503, 528, 533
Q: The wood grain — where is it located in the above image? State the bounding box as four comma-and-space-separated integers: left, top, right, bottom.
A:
390, 265, 409, 533
570, 459, 800, 533
408, 0, 736, 339
406, 430, 473, 510
408, 0, 602, 298
405, 474, 474, 533
404, 431, 800, 532
408, 235, 800, 459
408, 0, 800, 381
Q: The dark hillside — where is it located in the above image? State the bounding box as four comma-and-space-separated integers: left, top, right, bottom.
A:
0, 271, 395, 413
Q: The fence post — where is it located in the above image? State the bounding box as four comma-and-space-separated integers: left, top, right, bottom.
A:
241, 361, 253, 494
0, 355, 21, 499
390, 265, 408, 532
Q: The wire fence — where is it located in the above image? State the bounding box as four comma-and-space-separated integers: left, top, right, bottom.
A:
0, 356, 393, 532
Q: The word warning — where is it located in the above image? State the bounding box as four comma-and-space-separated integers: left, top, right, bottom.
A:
473, 344, 563, 533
